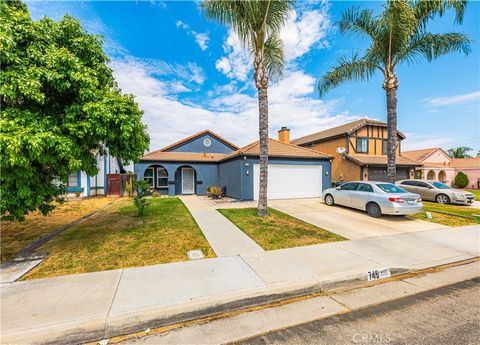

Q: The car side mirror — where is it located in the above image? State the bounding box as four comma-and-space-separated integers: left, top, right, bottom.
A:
336, 186, 341, 190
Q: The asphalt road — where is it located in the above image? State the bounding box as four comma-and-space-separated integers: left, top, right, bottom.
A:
238, 278, 480, 345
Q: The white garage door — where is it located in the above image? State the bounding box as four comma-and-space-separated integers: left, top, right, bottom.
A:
253, 164, 322, 200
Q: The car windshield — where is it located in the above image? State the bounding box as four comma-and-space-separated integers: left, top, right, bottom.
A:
432, 182, 450, 189
376, 183, 407, 194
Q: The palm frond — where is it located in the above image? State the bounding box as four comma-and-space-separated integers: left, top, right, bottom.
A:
263, 33, 284, 81
414, 0, 468, 27
396, 31, 471, 65
339, 6, 379, 40
318, 54, 378, 97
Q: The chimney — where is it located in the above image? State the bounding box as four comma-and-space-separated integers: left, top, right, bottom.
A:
278, 127, 290, 144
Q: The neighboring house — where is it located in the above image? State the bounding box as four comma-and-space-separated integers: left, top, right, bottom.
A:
66, 152, 124, 197
291, 119, 420, 182
403, 147, 480, 189
134, 129, 332, 200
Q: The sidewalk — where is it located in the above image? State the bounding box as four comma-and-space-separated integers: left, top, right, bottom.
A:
180, 195, 264, 256
1, 225, 479, 344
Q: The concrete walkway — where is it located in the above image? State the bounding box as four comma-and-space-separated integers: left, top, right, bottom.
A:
180, 196, 264, 256
1, 225, 479, 344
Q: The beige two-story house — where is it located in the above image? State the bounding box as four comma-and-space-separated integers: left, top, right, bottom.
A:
291, 119, 420, 182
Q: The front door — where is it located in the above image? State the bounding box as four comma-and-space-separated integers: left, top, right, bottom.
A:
182, 167, 195, 194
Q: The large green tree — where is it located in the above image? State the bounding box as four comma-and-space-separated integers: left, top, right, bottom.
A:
201, 0, 294, 216
0, 0, 150, 220
448, 146, 473, 158
318, 0, 471, 182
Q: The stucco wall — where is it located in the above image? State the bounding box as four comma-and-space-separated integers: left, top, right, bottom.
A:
218, 159, 243, 199
309, 137, 361, 182
135, 161, 218, 195
166, 133, 236, 154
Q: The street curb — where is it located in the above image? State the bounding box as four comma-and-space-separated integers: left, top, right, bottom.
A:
98, 259, 474, 344
3, 258, 477, 345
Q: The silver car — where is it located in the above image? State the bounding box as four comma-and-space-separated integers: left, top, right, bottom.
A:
322, 181, 423, 218
396, 179, 475, 204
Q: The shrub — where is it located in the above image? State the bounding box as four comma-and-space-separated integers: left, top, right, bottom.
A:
133, 180, 151, 216
151, 191, 161, 198
454, 172, 469, 188
125, 178, 133, 197
210, 186, 222, 199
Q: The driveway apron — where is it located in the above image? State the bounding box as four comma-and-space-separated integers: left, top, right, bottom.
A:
180, 196, 264, 256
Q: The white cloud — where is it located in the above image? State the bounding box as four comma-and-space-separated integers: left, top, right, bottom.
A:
421, 91, 480, 106
194, 33, 209, 51
176, 20, 210, 51
111, 58, 358, 150
402, 133, 458, 151
215, 30, 252, 81
280, 7, 331, 61
214, 3, 332, 82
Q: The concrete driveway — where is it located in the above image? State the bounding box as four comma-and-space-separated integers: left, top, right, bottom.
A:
269, 198, 448, 240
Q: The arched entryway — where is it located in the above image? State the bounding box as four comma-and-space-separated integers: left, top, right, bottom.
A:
144, 165, 169, 193
175, 165, 196, 195
427, 170, 436, 180
438, 170, 447, 183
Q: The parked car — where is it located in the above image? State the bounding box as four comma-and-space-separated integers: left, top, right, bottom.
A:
322, 181, 423, 218
396, 179, 475, 205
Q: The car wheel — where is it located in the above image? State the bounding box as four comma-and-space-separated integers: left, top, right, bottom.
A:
324, 194, 335, 206
366, 202, 382, 218
436, 194, 450, 204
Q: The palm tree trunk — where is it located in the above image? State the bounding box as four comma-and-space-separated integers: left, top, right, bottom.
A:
385, 85, 397, 183
257, 86, 269, 217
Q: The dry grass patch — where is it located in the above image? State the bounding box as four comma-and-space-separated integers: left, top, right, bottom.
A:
218, 207, 346, 250
22, 197, 215, 280
1, 197, 115, 261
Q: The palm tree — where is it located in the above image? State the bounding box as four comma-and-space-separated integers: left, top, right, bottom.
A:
318, 0, 471, 182
201, 0, 294, 216
448, 146, 473, 158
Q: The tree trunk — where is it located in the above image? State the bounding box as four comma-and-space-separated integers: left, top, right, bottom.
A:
257, 86, 269, 217
385, 81, 398, 183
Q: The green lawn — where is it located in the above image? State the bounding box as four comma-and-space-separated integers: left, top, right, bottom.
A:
23, 197, 214, 280
466, 189, 480, 201
409, 201, 480, 227
218, 207, 346, 250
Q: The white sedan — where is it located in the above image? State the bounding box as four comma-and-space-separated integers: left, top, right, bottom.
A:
322, 181, 423, 217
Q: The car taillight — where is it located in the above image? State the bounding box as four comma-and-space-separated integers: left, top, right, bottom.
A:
388, 197, 405, 203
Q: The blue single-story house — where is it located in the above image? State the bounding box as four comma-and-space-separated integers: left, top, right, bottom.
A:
134, 128, 333, 200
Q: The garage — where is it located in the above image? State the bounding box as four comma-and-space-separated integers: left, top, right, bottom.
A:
253, 164, 322, 200
368, 167, 410, 182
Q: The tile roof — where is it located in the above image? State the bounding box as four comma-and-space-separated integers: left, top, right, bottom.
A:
140, 138, 333, 162
291, 118, 406, 146
157, 130, 239, 152
450, 158, 480, 168
345, 154, 421, 166
402, 147, 447, 162
140, 152, 228, 162
224, 138, 333, 160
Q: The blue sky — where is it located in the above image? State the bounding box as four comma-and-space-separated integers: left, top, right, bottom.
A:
27, 1, 480, 153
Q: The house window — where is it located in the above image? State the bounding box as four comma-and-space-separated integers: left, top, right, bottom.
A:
382, 139, 388, 155
67, 172, 79, 187
156, 167, 168, 189
356, 138, 368, 153
144, 168, 154, 187
203, 138, 212, 147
